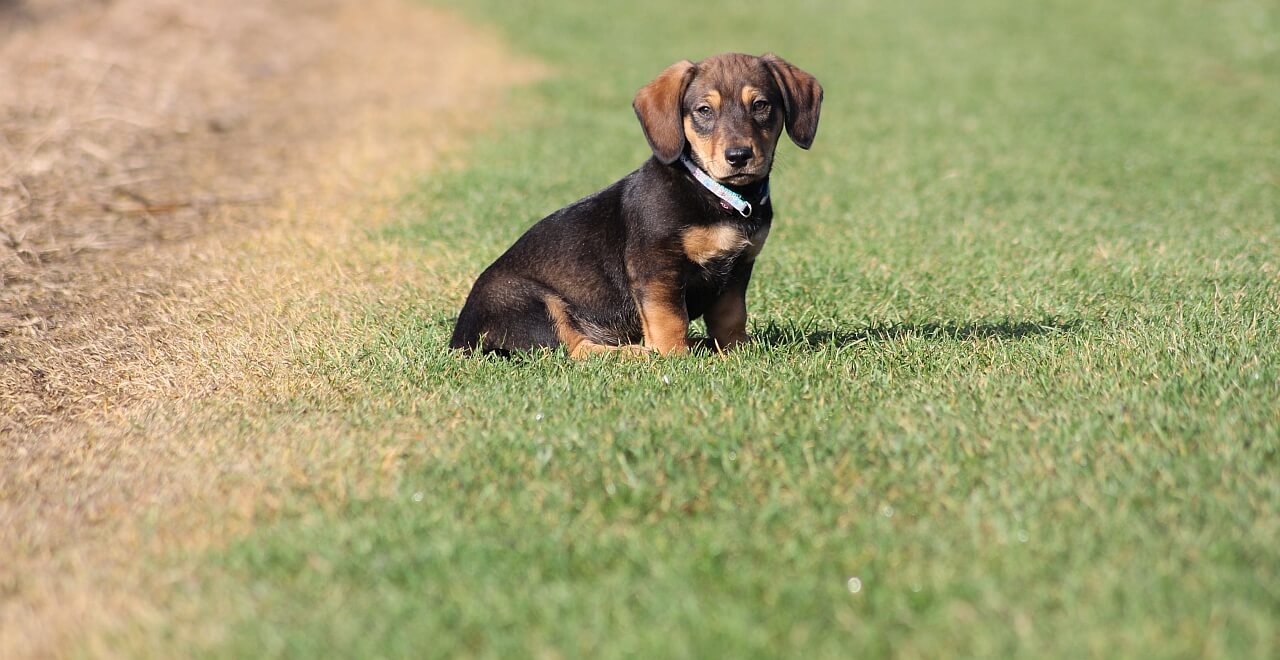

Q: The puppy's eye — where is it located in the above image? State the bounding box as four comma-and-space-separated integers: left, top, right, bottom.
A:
752, 99, 770, 112
695, 105, 713, 118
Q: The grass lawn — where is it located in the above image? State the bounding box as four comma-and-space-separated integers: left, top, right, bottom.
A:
156, 0, 1277, 656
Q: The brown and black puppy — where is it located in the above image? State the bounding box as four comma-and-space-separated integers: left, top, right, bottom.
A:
450, 53, 822, 357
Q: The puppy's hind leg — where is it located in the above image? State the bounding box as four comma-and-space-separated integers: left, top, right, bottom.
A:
544, 295, 652, 360
451, 278, 561, 354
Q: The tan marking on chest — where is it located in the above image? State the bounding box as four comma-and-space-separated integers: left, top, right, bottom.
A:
682, 224, 768, 265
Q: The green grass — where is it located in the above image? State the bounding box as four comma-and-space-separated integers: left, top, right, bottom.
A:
166, 0, 1277, 657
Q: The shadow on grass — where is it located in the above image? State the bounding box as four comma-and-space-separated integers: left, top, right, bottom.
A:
426, 315, 1083, 358
753, 317, 1083, 349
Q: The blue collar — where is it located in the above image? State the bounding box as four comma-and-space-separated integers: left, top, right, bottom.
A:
679, 155, 769, 218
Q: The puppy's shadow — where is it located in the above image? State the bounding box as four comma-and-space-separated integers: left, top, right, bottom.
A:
754, 317, 1083, 349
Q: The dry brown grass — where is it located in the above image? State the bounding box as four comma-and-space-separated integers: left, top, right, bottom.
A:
0, 0, 542, 656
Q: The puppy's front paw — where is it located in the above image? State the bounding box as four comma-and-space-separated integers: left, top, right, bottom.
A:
706, 334, 751, 352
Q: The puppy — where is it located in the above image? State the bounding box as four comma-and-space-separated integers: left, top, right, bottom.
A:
450, 52, 822, 357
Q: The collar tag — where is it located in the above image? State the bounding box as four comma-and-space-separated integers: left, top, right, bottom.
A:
679, 155, 768, 218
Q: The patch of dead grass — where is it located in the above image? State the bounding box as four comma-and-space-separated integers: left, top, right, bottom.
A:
0, 0, 543, 656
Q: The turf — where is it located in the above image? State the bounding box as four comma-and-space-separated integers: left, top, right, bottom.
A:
165, 0, 1278, 657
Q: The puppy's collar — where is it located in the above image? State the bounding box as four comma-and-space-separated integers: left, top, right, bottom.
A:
679, 155, 769, 218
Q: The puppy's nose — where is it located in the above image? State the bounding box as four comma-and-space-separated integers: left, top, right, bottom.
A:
725, 146, 754, 167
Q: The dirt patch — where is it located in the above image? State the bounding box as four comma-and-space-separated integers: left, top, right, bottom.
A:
0, 0, 533, 433
0, 0, 540, 655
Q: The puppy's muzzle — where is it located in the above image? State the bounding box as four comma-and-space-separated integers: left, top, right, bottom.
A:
725, 146, 754, 167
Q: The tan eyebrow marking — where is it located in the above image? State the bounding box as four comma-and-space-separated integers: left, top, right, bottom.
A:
741, 85, 761, 106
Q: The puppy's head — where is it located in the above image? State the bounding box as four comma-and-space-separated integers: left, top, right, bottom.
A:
633, 53, 823, 185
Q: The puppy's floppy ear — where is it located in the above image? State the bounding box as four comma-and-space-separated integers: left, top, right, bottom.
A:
633, 60, 696, 164
761, 53, 823, 149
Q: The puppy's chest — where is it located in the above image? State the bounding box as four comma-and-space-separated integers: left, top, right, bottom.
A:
680, 221, 770, 275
